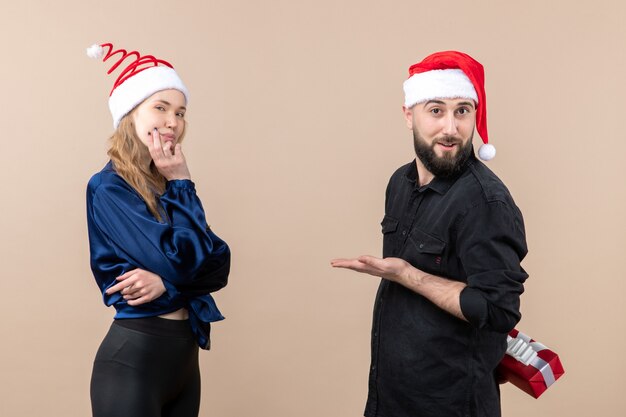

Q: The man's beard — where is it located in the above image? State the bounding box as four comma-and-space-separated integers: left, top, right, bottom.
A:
413, 129, 474, 179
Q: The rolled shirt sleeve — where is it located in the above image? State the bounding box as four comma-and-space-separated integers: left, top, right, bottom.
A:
457, 200, 528, 333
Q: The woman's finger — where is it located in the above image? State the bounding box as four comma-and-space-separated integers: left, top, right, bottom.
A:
124, 286, 143, 299
106, 277, 136, 295
162, 140, 173, 156
115, 269, 137, 281
127, 294, 153, 306
149, 128, 165, 160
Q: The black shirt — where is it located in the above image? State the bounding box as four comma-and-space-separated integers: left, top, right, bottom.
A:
365, 156, 528, 417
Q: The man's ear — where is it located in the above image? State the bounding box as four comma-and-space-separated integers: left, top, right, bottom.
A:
402, 105, 413, 130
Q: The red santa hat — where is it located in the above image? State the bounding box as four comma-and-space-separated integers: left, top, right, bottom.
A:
86, 42, 189, 129
403, 51, 495, 161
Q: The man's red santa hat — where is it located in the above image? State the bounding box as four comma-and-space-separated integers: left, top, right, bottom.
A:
403, 51, 496, 161
86, 42, 189, 129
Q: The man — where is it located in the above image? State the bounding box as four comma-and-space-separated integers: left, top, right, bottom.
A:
332, 51, 528, 417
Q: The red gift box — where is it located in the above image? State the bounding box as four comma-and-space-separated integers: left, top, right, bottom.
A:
497, 329, 565, 398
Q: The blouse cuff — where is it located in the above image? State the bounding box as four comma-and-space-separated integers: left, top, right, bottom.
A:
161, 278, 180, 300
166, 179, 196, 191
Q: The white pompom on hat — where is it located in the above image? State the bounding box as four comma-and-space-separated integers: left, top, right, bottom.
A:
86, 42, 189, 129
403, 51, 495, 161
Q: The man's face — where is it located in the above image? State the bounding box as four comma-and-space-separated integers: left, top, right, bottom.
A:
403, 98, 476, 178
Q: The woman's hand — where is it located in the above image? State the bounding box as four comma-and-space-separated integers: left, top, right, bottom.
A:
148, 128, 191, 181
105, 269, 167, 306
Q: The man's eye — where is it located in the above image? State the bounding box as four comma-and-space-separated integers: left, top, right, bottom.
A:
430, 108, 441, 114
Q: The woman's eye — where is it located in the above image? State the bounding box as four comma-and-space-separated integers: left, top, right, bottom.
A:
155, 106, 165, 111
176, 112, 185, 118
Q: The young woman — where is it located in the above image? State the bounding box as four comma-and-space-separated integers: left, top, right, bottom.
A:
86, 43, 230, 417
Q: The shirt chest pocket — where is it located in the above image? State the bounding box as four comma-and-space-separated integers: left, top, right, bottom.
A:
405, 228, 446, 274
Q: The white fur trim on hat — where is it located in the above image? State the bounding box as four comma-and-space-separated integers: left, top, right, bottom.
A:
108, 66, 189, 128
403, 69, 478, 108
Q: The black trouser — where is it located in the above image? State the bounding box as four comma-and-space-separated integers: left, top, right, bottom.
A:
91, 317, 200, 417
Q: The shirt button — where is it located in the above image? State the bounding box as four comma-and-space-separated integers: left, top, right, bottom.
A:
371, 365, 377, 371
402, 230, 407, 236
419, 243, 424, 249
374, 332, 378, 337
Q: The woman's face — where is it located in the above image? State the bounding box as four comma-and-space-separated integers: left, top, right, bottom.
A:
131, 89, 187, 148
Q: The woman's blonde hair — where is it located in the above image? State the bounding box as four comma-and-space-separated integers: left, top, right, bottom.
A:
107, 111, 186, 221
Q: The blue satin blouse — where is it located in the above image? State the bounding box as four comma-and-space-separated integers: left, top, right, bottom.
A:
86, 161, 230, 349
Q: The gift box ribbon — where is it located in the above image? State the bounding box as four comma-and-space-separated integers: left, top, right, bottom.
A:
506, 331, 556, 388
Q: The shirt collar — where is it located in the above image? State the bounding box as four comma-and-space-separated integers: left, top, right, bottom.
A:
402, 155, 476, 195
